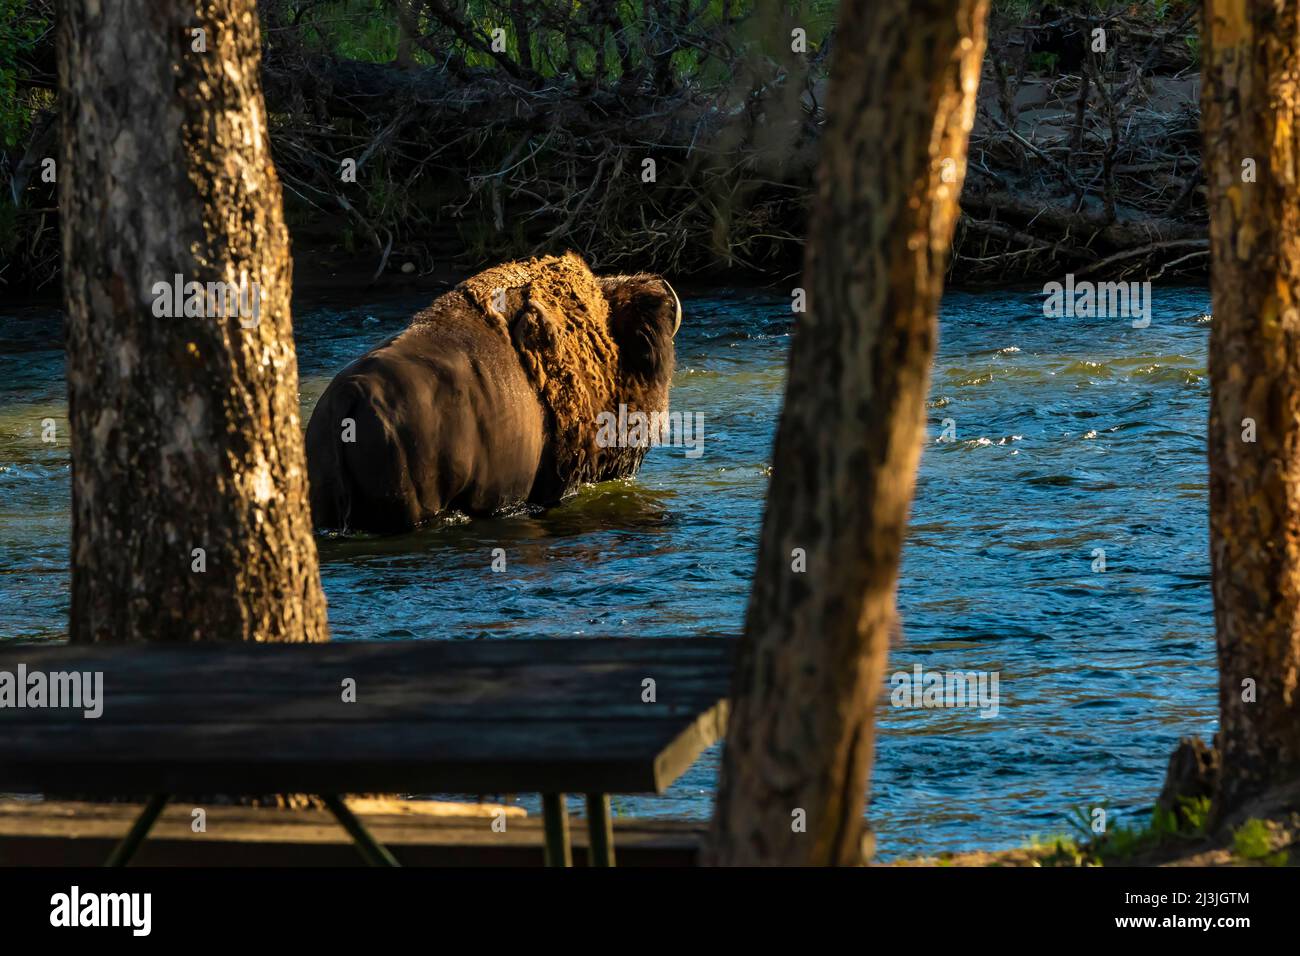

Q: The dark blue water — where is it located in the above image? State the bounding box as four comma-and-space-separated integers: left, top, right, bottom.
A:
0, 285, 1216, 858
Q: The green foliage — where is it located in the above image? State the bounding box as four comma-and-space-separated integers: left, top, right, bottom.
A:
1054, 797, 1212, 865
1232, 819, 1288, 866
1165, 795, 1213, 834
1028, 51, 1059, 74
284, 0, 840, 87
1029, 802, 1295, 868
298, 0, 405, 63
992, 0, 1038, 17
1232, 819, 1271, 858
1026, 833, 1087, 866
992, 0, 1194, 14
0, 0, 49, 149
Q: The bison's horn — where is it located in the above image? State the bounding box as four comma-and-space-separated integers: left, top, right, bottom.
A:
668, 281, 681, 337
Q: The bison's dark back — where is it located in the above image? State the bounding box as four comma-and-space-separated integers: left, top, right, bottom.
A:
305, 321, 548, 532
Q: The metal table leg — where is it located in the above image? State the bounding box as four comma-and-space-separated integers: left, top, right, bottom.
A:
541, 793, 571, 867
105, 793, 169, 867
586, 793, 615, 867
322, 794, 401, 867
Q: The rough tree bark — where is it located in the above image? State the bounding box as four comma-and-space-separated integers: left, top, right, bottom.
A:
1202, 0, 1300, 815
708, 0, 989, 865
58, 0, 328, 643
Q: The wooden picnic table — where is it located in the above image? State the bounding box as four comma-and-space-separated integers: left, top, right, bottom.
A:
0, 637, 734, 866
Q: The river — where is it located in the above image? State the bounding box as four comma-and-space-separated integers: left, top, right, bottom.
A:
0, 284, 1216, 859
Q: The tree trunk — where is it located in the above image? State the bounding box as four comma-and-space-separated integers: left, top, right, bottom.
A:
708, 0, 989, 865
58, 0, 328, 643
1202, 0, 1300, 814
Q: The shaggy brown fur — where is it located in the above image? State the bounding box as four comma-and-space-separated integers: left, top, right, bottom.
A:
306, 252, 679, 531
475, 253, 620, 497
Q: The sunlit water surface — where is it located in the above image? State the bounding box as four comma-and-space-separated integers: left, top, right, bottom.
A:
0, 285, 1215, 858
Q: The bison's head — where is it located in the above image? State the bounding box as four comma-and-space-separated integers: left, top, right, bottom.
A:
585, 273, 681, 482
496, 256, 682, 499
599, 273, 680, 414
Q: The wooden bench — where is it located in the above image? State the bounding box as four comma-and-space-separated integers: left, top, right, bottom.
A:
0, 800, 709, 866
0, 637, 734, 866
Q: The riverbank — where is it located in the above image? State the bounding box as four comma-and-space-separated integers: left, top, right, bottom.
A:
1, 2, 1206, 296
268, 3, 1208, 290
892, 777, 1300, 867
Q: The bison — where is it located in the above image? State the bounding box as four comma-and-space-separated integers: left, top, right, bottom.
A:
305, 252, 680, 533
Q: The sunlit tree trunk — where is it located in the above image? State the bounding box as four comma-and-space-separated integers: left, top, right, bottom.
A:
58, 0, 328, 643
708, 0, 989, 865
1202, 0, 1300, 815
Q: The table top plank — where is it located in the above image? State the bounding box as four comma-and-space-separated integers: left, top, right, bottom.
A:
0, 638, 735, 795
0, 636, 733, 668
